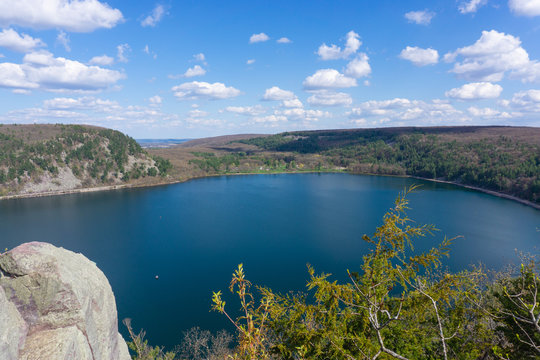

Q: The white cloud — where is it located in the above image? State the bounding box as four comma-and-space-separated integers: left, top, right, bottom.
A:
446, 30, 539, 82
404, 10, 435, 25
143, 44, 157, 59
172, 81, 241, 100
282, 98, 303, 108
249, 33, 270, 43
347, 98, 467, 126
307, 90, 352, 107
225, 105, 265, 116
193, 53, 205, 62
0, 96, 184, 131
184, 65, 206, 78
262, 86, 296, 101
509, 0, 540, 16
502, 89, 540, 112
43, 96, 120, 111
459, 0, 488, 14
89, 55, 114, 66
149, 95, 162, 105
467, 106, 513, 118
0, 28, 45, 53
317, 31, 361, 60
0, 50, 125, 92
187, 109, 208, 118
141, 4, 166, 27
56, 31, 70, 52
0, 0, 123, 32
117, 44, 130, 63
252, 114, 288, 124
303, 69, 357, 90
399, 46, 439, 66
445, 82, 503, 99
277, 37, 291, 44
344, 53, 371, 78
247, 59, 255, 65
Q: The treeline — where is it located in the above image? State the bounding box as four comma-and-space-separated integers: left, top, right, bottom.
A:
127, 189, 540, 360
240, 129, 540, 204
0, 125, 171, 194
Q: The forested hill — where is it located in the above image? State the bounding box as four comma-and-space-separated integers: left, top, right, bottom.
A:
239, 126, 540, 204
0, 124, 171, 197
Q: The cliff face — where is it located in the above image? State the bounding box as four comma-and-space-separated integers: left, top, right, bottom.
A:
0, 242, 130, 360
0, 124, 171, 198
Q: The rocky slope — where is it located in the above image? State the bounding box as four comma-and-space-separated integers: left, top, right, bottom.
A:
0, 124, 171, 198
0, 242, 131, 360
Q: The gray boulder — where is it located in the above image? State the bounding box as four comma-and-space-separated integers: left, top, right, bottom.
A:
0, 242, 131, 360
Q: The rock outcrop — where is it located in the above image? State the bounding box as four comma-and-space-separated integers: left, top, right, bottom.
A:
0, 242, 131, 360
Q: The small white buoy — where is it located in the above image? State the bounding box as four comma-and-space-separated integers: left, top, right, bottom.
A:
155, 275, 159, 279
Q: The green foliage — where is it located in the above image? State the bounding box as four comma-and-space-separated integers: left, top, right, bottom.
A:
123, 318, 176, 360
0, 125, 161, 194
154, 157, 172, 176
212, 263, 273, 359
212, 187, 505, 359
490, 259, 540, 358
241, 130, 540, 203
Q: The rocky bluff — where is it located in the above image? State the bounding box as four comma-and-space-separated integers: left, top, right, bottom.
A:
0, 242, 130, 360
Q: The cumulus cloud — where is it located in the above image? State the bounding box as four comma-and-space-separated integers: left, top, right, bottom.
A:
307, 90, 352, 107
347, 98, 468, 126
249, 33, 270, 43
467, 106, 513, 118
117, 44, 130, 63
187, 109, 208, 118
43, 96, 120, 111
445, 30, 540, 83
0, 0, 123, 32
193, 53, 205, 62
149, 95, 162, 105
399, 46, 439, 66
445, 82, 503, 100
224, 105, 265, 116
459, 0, 488, 14
0, 50, 125, 92
317, 31, 361, 60
344, 53, 371, 78
282, 98, 303, 108
501, 89, 540, 112
404, 10, 435, 25
252, 108, 329, 125
184, 65, 206, 78
277, 37, 291, 44
509, 0, 540, 16
141, 4, 166, 27
247, 59, 255, 65
303, 69, 357, 90
172, 81, 241, 100
89, 55, 114, 66
262, 86, 296, 101
0, 96, 184, 131
56, 31, 70, 51
0, 28, 45, 53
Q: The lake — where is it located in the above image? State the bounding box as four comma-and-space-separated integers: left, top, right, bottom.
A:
1, 173, 539, 349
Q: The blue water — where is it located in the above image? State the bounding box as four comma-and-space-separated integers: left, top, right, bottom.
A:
1, 173, 539, 348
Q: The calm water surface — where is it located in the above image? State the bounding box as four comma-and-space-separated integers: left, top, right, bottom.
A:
1, 173, 539, 348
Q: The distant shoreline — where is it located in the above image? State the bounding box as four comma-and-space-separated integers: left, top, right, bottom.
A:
1, 171, 539, 210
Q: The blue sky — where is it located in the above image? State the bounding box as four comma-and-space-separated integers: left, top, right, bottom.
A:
1, 0, 540, 138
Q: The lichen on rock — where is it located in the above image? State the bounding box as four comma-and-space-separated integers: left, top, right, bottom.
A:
0, 242, 130, 360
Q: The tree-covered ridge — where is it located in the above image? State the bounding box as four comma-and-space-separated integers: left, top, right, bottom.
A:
0, 124, 171, 196
240, 128, 540, 204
